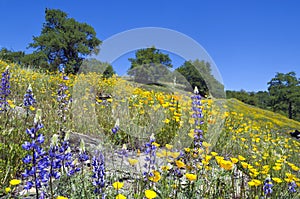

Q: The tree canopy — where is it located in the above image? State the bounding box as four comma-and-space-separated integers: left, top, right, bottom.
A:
268, 72, 300, 119
127, 47, 172, 83
176, 60, 225, 98
28, 9, 101, 73
80, 58, 115, 78
226, 71, 300, 121
128, 47, 172, 69
0, 48, 24, 64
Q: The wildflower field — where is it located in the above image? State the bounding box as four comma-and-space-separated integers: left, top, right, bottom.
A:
0, 60, 299, 199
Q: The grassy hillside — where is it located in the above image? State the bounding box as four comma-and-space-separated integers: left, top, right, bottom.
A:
0, 60, 299, 198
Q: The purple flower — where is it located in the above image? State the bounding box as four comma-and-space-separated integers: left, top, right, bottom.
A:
288, 181, 297, 193
79, 152, 89, 162
36, 134, 44, 144
0, 67, 10, 112
92, 151, 106, 195
143, 135, 157, 180
23, 155, 32, 164
23, 86, 36, 107
22, 141, 32, 150
191, 86, 204, 151
263, 178, 273, 196
111, 126, 119, 134
24, 181, 33, 190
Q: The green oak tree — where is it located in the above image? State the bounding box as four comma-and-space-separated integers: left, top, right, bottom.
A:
127, 47, 172, 83
176, 60, 225, 98
80, 58, 115, 78
28, 9, 101, 73
0, 48, 24, 64
268, 72, 300, 120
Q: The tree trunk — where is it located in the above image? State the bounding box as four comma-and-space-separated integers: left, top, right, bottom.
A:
288, 101, 293, 119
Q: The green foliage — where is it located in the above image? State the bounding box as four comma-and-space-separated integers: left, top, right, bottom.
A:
0, 48, 25, 64
176, 60, 225, 98
128, 47, 172, 69
103, 64, 115, 78
80, 58, 115, 78
226, 90, 259, 106
28, 9, 101, 73
0, 113, 29, 186
268, 71, 300, 120
128, 47, 172, 83
226, 72, 300, 121
1, 61, 300, 198
21, 51, 49, 70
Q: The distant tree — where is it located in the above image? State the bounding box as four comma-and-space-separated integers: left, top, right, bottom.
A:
103, 65, 115, 78
128, 47, 172, 69
128, 47, 172, 83
80, 58, 115, 78
226, 90, 254, 104
176, 61, 208, 96
0, 48, 24, 64
255, 91, 271, 109
176, 60, 224, 98
21, 52, 48, 69
268, 72, 300, 119
29, 9, 101, 73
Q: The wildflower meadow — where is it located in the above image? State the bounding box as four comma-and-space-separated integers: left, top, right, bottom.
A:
0, 60, 299, 199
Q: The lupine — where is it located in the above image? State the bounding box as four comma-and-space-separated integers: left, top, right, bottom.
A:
288, 181, 297, 193
23, 84, 36, 107
191, 86, 204, 171
58, 132, 73, 174
68, 140, 89, 175
263, 177, 273, 196
57, 67, 71, 141
0, 66, 11, 112
112, 118, 120, 134
191, 86, 204, 158
22, 109, 47, 198
143, 134, 157, 181
46, 134, 73, 198
92, 151, 106, 198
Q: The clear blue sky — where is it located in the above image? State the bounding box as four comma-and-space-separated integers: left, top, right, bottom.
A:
1, 0, 300, 91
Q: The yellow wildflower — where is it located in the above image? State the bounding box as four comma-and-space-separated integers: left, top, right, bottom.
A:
219, 160, 234, 170
149, 171, 161, 183
116, 194, 127, 199
113, 181, 124, 190
7, 100, 16, 108
9, 179, 21, 186
185, 173, 197, 181
165, 144, 173, 150
248, 179, 262, 187
230, 157, 239, 164
215, 156, 224, 164
272, 177, 283, 183
5, 187, 11, 193
152, 142, 160, 147
238, 155, 246, 161
128, 158, 138, 166
170, 152, 180, 159
161, 165, 170, 171
57, 196, 68, 199
175, 160, 186, 168
164, 119, 170, 124
241, 162, 248, 169
188, 130, 194, 138
145, 189, 157, 199
202, 142, 211, 148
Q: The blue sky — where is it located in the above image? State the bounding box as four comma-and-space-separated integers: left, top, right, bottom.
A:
1, 0, 300, 91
